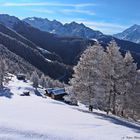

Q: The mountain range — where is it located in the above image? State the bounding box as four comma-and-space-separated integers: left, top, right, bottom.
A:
24, 17, 140, 45
0, 14, 140, 83
23, 17, 103, 39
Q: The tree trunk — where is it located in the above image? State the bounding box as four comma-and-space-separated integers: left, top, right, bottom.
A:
107, 91, 111, 115
112, 92, 116, 115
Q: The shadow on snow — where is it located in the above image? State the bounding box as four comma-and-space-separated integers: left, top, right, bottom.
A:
74, 108, 140, 133
0, 87, 13, 98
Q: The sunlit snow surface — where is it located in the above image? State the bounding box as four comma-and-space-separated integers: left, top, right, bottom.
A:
0, 76, 140, 140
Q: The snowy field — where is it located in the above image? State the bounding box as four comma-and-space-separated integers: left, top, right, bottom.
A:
0, 76, 140, 140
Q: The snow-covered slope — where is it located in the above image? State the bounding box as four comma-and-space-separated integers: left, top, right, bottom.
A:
0, 76, 140, 140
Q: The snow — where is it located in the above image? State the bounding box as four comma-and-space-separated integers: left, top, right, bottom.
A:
50, 29, 56, 34
51, 88, 65, 95
91, 38, 98, 42
45, 58, 52, 62
0, 75, 140, 140
28, 18, 35, 21
37, 47, 52, 54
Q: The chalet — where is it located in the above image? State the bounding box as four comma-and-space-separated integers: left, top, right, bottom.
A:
45, 88, 67, 100
17, 74, 26, 81
45, 88, 54, 97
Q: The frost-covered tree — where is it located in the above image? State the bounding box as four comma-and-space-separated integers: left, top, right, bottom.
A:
132, 71, 140, 120
70, 40, 139, 120
40, 74, 46, 88
30, 71, 39, 89
64, 86, 78, 105
121, 52, 137, 118
101, 42, 138, 116
45, 77, 54, 88
26, 72, 31, 80
53, 80, 65, 88
0, 57, 8, 88
106, 41, 125, 115
44, 76, 64, 88
71, 43, 107, 109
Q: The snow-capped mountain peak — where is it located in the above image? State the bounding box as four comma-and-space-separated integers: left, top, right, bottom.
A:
114, 24, 140, 44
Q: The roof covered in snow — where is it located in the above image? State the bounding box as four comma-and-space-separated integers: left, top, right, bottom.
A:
51, 88, 66, 95
46, 88, 54, 94
46, 88, 66, 95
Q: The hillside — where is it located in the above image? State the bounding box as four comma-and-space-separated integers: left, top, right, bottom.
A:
0, 76, 139, 140
0, 22, 72, 82
0, 23, 61, 62
13, 21, 92, 65
0, 30, 70, 80
0, 44, 41, 75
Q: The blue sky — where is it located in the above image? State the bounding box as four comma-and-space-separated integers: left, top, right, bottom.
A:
0, 0, 139, 34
